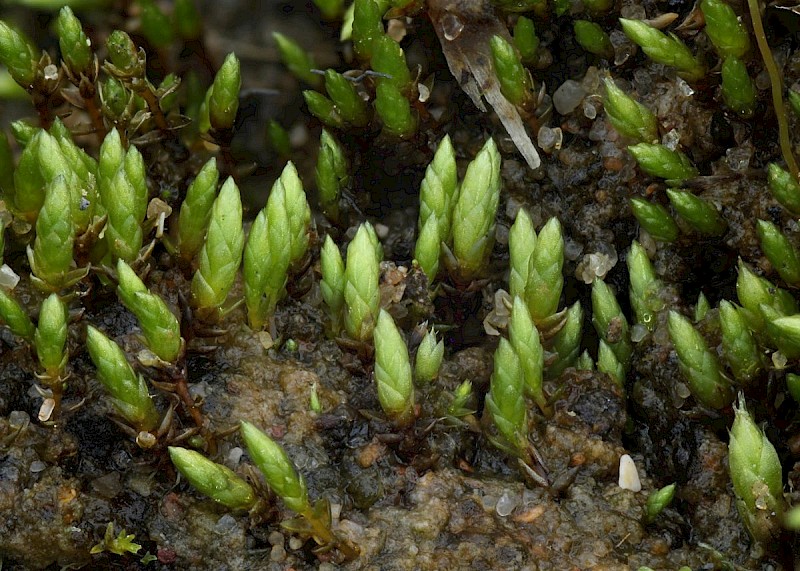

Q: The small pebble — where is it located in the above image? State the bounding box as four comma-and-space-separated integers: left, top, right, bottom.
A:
481, 494, 498, 511
553, 80, 586, 115
29, 460, 46, 473
269, 544, 286, 562
495, 490, 519, 517
8, 410, 31, 428
214, 514, 238, 534
0, 264, 20, 289
268, 531, 284, 546
618, 454, 642, 492
288, 536, 304, 550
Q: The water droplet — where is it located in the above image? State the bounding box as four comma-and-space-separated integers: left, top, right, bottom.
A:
441, 12, 464, 41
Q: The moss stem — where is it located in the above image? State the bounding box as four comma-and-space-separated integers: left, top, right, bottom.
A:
747, 0, 799, 181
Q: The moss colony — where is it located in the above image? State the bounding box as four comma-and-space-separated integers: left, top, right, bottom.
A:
2, 0, 800, 568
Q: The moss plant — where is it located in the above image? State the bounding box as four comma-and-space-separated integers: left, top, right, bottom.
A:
3, 2, 800, 567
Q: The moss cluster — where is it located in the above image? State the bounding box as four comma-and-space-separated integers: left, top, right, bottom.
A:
2, 0, 800, 568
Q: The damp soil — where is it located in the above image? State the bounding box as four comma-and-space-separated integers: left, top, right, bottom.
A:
2, 0, 800, 570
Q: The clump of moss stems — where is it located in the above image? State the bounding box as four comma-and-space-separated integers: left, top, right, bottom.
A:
3, 0, 800, 564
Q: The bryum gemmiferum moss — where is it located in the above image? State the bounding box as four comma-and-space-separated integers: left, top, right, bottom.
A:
2, 0, 800, 564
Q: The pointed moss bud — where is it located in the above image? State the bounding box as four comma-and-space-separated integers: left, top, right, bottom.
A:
324, 70, 369, 127
374, 310, 415, 427
97, 128, 125, 195
209, 53, 240, 131
508, 209, 536, 300
415, 326, 444, 384
451, 138, 501, 282
344, 223, 381, 341
619, 18, 705, 82
10, 119, 36, 148
178, 158, 219, 262
490, 34, 529, 107
513, 16, 539, 65
485, 338, 527, 457
86, 325, 159, 432
721, 56, 755, 116
313, 0, 345, 19
628, 240, 664, 329
375, 82, 417, 138
700, 0, 750, 58
415, 215, 440, 281
352, 0, 384, 61
28, 176, 76, 289
757, 220, 800, 286
50, 124, 98, 233
273, 162, 311, 265
448, 379, 474, 417
628, 143, 698, 183
55, 7, 93, 77
0, 289, 35, 341
117, 260, 182, 363
99, 76, 129, 120
695, 292, 710, 322
719, 300, 762, 384
729, 397, 784, 544
0, 20, 39, 87
666, 189, 727, 236
598, 339, 625, 387
316, 129, 348, 221
240, 421, 310, 514
106, 30, 141, 75
191, 177, 244, 312
174, 0, 202, 40
787, 373, 800, 404
320, 235, 345, 334
766, 314, 800, 360
576, 350, 594, 371
630, 197, 679, 242
789, 89, 800, 119
645, 483, 676, 523
272, 32, 321, 88
668, 311, 732, 409
525, 217, 564, 322
169, 447, 255, 510
371, 34, 412, 93
509, 297, 545, 410
547, 301, 584, 379
592, 279, 632, 371
266, 120, 291, 156
736, 260, 798, 332
13, 131, 55, 221
303, 90, 346, 129
418, 134, 458, 241
35, 293, 68, 377
244, 162, 310, 328
243, 210, 271, 329
603, 78, 658, 143
138, 0, 174, 49
767, 163, 800, 216
103, 146, 148, 262
364, 220, 384, 263
573, 21, 613, 59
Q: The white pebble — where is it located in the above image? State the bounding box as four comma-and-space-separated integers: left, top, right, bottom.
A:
495, 490, 519, 517
618, 454, 642, 492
